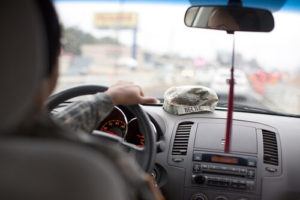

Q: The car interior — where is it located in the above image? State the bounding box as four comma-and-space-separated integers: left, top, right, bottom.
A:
1, 0, 300, 200
0, 1, 131, 200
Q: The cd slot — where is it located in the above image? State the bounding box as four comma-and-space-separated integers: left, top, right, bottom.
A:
201, 169, 246, 178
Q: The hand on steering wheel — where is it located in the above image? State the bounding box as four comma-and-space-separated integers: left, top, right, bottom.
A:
47, 84, 157, 172
104, 81, 159, 105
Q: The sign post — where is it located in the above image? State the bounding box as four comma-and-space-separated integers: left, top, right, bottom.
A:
94, 12, 139, 60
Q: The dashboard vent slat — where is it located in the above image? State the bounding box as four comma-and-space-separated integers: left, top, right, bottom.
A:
172, 122, 193, 156
262, 130, 279, 166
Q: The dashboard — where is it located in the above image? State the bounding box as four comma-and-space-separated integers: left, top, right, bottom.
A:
56, 102, 300, 200
141, 105, 300, 200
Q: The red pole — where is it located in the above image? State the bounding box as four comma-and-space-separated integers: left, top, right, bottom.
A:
224, 66, 234, 153
224, 35, 235, 153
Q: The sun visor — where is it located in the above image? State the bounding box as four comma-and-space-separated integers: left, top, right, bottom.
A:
163, 86, 219, 115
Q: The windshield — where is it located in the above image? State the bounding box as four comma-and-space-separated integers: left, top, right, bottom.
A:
54, 0, 300, 116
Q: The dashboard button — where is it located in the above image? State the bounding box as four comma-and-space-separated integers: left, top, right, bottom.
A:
221, 166, 228, 171
232, 168, 238, 172
201, 164, 208, 170
192, 175, 206, 184
193, 164, 201, 172
211, 165, 217, 170
193, 153, 202, 161
240, 168, 247, 174
248, 159, 257, 167
247, 169, 255, 178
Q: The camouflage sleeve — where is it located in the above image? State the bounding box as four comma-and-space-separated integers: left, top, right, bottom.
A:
53, 93, 114, 133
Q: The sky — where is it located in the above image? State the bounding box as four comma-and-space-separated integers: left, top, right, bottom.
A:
55, 1, 300, 72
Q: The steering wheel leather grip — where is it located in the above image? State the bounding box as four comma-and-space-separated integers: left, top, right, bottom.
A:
46, 85, 156, 172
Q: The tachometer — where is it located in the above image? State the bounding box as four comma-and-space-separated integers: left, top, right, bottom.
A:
100, 119, 127, 137
125, 118, 145, 147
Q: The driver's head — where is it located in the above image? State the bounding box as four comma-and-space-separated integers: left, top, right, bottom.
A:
35, 0, 62, 110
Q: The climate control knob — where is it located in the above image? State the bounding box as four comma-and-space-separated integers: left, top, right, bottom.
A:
215, 196, 228, 200
191, 193, 208, 200
192, 174, 206, 184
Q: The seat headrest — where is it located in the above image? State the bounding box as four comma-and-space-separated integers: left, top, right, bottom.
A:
0, 1, 46, 132
0, 139, 130, 200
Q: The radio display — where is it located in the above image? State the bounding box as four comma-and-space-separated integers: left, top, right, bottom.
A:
211, 155, 239, 165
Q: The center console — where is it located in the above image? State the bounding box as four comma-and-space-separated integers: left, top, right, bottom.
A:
167, 121, 269, 200
188, 152, 258, 200
166, 119, 282, 200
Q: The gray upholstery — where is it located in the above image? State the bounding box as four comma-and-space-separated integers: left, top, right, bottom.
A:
0, 139, 129, 200
0, 1, 131, 199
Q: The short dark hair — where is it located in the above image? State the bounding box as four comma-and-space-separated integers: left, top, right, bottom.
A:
36, 0, 61, 77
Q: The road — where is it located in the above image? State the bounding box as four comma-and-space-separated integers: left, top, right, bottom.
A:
55, 67, 300, 115
262, 83, 300, 115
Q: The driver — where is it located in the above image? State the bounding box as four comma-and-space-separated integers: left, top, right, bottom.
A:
14, 0, 164, 200
37, 1, 158, 133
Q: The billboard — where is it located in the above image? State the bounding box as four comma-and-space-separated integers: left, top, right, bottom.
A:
94, 12, 138, 29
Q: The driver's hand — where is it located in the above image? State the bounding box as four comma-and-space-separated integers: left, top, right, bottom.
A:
105, 81, 159, 105
145, 174, 165, 200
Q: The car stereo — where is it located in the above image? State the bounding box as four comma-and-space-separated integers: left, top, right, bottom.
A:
191, 153, 257, 192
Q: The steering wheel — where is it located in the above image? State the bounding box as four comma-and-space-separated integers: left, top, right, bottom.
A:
46, 85, 156, 172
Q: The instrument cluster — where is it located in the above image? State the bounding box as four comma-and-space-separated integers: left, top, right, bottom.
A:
97, 107, 147, 147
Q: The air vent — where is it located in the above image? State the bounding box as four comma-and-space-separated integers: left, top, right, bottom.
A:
262, 130, 278, 166
172, 122, 194, 155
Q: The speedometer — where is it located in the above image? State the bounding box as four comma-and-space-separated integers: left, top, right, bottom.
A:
98, 107, 128, 137
100, 120, 127, 137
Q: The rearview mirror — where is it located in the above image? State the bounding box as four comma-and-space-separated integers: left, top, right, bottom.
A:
184, 6, 274, 32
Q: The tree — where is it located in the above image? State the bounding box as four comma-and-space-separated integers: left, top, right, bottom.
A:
62, 27, 98, 55
62, 26, 121, 55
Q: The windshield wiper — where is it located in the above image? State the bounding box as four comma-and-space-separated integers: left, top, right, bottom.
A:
217, 102, 300, 118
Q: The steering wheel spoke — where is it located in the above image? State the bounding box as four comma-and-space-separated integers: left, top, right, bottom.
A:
92, 130, 146, 168
120, 141, 146, 167
92, 130, 124, 144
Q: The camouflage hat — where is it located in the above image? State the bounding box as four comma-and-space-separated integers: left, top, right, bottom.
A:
163, 86, 219, 115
